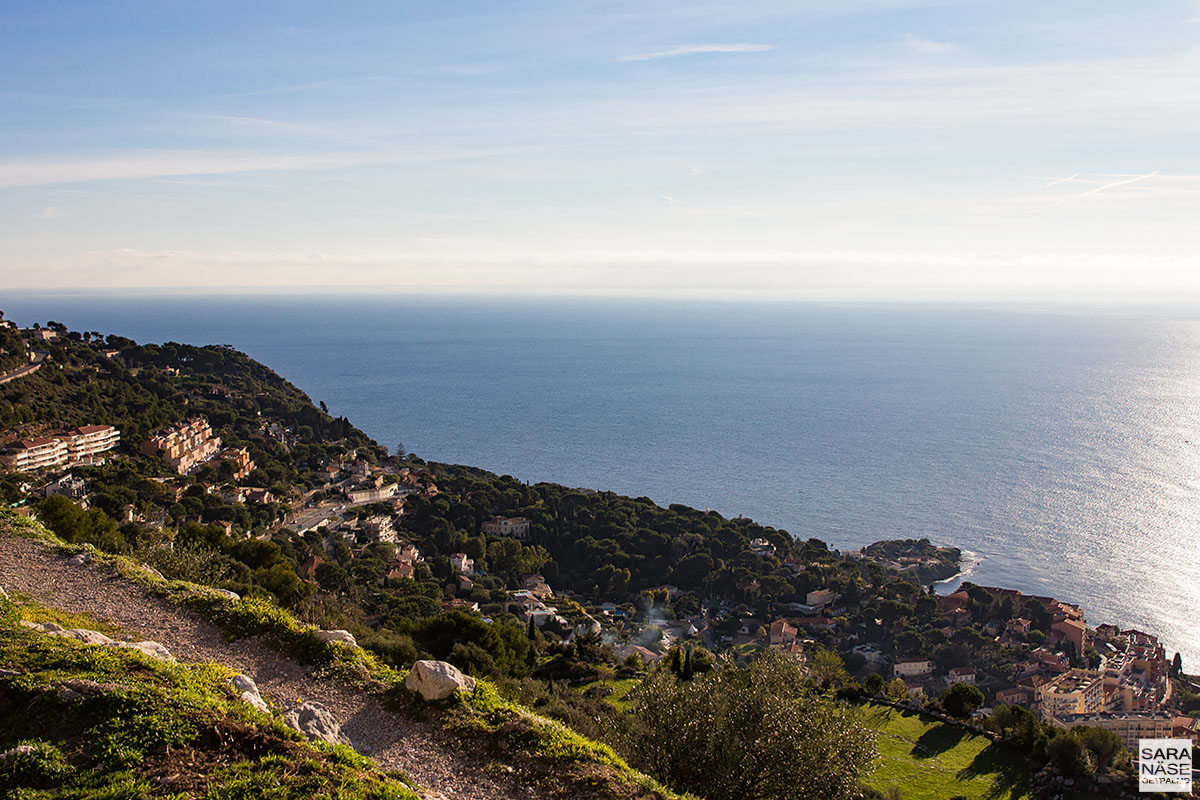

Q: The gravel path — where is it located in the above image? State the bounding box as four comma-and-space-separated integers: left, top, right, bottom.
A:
0, 533, 549, 800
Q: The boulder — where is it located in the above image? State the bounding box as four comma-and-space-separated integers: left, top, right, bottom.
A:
213, 588, 240, 601
18, 620, 44, 631
314, 629, 358, 648
110, 640, 175, 662
282, 701, 343, 743
66, 553, 90, 566
404, 659, 476, 701
0, 745, 36, 764
140, 564, 165, 581
47, 628, 113, 646
0, 585, 7, 599
230, 674, 269, 713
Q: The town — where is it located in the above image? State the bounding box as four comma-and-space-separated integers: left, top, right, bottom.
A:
1, 316, 1197, 798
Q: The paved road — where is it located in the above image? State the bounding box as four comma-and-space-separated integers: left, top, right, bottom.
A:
0, 351, 46, 385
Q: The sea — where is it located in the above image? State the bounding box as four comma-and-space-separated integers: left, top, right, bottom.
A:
4, 293, 1199, 670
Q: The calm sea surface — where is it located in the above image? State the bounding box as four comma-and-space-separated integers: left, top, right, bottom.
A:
5, 293, 1199, 669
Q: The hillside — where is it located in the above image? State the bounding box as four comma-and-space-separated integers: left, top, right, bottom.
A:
0, 512, 680, 800
4, 313, 1176, 800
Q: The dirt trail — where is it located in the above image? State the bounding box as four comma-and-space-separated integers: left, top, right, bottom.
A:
0, 533, 547, 800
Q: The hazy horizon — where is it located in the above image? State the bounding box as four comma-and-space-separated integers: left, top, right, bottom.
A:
3, 2, 1200, 300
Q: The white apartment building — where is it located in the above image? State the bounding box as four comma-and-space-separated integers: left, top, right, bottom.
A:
60, 424, 120, 463
2, 437, 69, 472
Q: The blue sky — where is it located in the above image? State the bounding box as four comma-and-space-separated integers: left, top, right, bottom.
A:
2, 1, 1200, 299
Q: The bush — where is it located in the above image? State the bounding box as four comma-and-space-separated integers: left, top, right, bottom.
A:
618, 649, 876, 800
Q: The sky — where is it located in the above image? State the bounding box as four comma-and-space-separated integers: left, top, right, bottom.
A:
2, 1, 1200, 300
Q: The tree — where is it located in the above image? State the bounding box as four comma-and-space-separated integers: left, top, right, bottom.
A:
619, 650, 876, 800
942, 682, 984, 719
809, 648, 851, 691
1074, 726, 1123, 771
1047, 732, 1089, 776
1171, 652, 1183, 678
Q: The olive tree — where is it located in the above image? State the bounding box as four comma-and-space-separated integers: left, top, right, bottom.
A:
618, 649, 877, 800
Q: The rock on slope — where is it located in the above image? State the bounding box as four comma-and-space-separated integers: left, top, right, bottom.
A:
0, 531, 553, 800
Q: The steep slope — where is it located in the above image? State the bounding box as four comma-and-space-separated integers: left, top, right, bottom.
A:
0, 515, 677, 800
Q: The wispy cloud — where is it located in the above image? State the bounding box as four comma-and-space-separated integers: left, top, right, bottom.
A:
32, 206, 62, 219
901, 33, 958, 54
0, 146, 514, 189
623, 182, 687, 205
618, 43, 774, 62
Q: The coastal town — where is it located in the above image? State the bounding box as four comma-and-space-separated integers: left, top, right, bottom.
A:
1, 317, 1197, 798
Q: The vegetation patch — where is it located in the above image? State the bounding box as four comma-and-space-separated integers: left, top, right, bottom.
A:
861, 703, 1030, 800
0, 593, 420, 800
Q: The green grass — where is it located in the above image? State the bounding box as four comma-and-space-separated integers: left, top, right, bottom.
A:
575, 678, 641, 712
861, 703, 1031, 800
1, 510, 687, 799
0, 593, 421, 800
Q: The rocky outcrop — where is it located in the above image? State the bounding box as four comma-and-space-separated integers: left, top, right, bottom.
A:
314, 629, 358, 648
50, 628, 113, 645
283, 701, 343, 743
111, 640, 175, 662
213, 588, 240, 601
20, 620, 173, 661
405, 660, 476, 701
230, 674, 269, 713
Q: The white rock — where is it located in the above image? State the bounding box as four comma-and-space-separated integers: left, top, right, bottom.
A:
0, 586, 7, 599
230, 674, 269, 713
283, 701, 344, 743
18, 620, 44, 631
66, 553, 90, 566
314, 629, 358, 648
110, 640, 175, 662
0, 745, 36, 763
141, 564, 165, 581
48, 628, 113, 645
213, 588, 240, 601
404, 659, 476, 701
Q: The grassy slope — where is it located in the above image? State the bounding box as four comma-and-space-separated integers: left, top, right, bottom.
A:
0, 510, 685, 800
0, 595, 421, 800
861, 703, 1031, 800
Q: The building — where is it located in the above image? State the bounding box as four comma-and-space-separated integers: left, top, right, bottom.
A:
1036, 669, 1104, 720
361, 515, 396, 543
893, 658, 933, 678
41, 473, 88, 502
1052, 711, 1176, 751
769, 619, 798, 646
142, 417, 222, 474
750, 537, 776, 556
523, 573, 553, 599
946, 667, 977, 686
806, 588, 836, 608
217, 447, 254, 480
996, 686, 1032, 707
345, 483, 399, 504
1, 437, 69, 472
59, 425, 120, 464
243, 488, 274, 504
481, 516, 531, 539
450, 553, 474, 574
1052, 617, 1087, 653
